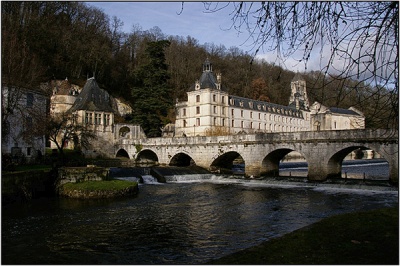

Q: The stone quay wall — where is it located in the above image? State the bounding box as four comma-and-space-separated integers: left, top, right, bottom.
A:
56, 166, 110, 187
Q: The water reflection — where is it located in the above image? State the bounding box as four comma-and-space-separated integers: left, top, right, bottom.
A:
2, 182, 398, 265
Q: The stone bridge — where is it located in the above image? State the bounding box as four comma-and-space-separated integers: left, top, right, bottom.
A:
114, 129, 398, 183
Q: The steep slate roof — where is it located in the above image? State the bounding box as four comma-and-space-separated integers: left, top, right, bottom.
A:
328, 107, 360, 116
188, 59, 227, 91
69, 78, 114, 112
229, 95, 304, 118
199, 70, 218, 90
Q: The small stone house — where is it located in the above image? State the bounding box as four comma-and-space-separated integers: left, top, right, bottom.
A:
50, 77, 144, 158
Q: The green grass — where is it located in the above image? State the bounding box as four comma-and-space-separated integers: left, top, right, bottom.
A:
62, 180, 137, 192
210, 207, 399, 265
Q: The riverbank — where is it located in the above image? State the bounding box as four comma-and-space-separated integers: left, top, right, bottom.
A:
209, 207, 399, 265
58, 180, 138, 199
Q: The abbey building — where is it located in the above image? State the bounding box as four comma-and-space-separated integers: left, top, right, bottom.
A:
174, 59, 365, 137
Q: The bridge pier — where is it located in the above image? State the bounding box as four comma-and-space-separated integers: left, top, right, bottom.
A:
244, 164, 261, 178
307, 167, 330, 181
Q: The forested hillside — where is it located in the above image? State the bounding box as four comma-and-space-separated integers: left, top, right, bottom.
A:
2, 2, 396, 135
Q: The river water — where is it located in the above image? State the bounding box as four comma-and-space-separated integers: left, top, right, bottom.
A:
2, 161, 398, 265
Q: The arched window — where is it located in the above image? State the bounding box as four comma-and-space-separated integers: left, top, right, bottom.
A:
119, 126, 130, 137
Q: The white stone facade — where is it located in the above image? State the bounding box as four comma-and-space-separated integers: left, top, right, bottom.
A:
310, 102, 365, 131
175, 60, 365, 137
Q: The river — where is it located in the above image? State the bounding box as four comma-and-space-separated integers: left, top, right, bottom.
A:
2, 161, 398, 264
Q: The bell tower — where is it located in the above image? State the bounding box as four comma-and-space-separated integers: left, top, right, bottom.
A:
289, 73, 309, 110
203, 58, 212, 72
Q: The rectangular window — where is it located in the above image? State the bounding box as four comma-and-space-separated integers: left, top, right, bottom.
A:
95, 113, 101, 125
183, 108, 186, 116
250, 112, 253, 118
231, 120, 234, 127
231, 109, 234, 116
241, 121, 244, 128
196, 106, 200, 114
89, 113, 93, 124
27, 147, 32, 156
222, 107, 225, 115
213, 94, 216, 102
106, 114, 110, 125
213, 106, 217, 114
214, 117, 217, 125
196, 95, 200, 102
241, 110, 244, 117
222, 96, 225, 104
26, 93, 34, 107
196, 118, 200, 126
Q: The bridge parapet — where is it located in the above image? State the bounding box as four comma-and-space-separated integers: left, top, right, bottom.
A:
137, 129, 398, 146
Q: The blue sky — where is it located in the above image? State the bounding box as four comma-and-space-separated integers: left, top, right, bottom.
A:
87, 2, 254, 51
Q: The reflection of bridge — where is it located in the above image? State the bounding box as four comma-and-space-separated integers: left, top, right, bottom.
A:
115, 129, 398, 183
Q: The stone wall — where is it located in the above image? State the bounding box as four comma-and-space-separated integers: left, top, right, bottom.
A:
56, 166, 110, 187
58, 185, 138, 199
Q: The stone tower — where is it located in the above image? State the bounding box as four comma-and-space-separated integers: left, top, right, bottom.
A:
289, 73, 309, 110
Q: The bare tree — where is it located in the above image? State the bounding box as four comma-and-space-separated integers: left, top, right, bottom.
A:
202, 2, 398, 128
46, 112, 95, 161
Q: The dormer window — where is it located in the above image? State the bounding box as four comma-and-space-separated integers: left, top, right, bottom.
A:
195, 80, 200, 90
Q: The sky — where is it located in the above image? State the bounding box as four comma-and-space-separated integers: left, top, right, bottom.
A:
87, 2, 254, 50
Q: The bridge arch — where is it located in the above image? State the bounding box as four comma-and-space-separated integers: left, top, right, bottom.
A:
116, 149, 130, 159
169, 152, 195, 166
211, 151, 244, 174
136, 149, 159, 165
260, 148, 308, 177
326, 145, 389, 179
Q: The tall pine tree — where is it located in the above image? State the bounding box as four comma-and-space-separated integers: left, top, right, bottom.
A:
130, 40, 172, 137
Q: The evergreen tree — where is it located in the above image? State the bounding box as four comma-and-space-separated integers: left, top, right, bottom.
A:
130, 40, 172, 137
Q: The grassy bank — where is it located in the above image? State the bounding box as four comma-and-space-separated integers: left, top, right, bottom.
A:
210, 207, 399, 265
